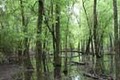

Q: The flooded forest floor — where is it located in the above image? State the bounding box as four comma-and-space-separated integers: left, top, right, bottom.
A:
0, 64, 21, 80
0, 52, 115, 80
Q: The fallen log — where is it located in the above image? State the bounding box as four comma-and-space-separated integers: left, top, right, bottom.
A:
83, 73, 99, 79
70, 61, 87, 65
83, 73, 113, 80
60, 50, 94, 55
60, 50, 84, 54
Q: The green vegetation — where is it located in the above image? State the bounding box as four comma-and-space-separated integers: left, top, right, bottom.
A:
0, 0, 120, 80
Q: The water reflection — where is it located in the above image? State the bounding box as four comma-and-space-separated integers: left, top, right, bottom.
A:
12, 54, 115, 80
73, 75, 80, 80
95, 58, 105, 75
24, 70, 33, 80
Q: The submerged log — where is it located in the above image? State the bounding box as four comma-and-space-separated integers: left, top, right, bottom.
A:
60, 50, 84, 54
83, 73, 113, 80
83, 73, 99, 79
60, 50, 95, 55
70, 61, 87, 65
105, 53, 115, 55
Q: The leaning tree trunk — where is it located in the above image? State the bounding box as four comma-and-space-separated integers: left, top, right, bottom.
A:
82, 0, 93, 54
36, 0, 44, 80
113, 0, 120, 79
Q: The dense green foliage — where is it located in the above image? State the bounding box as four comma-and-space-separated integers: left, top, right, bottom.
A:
0, 0, 120, 79
0, 0, 119, 52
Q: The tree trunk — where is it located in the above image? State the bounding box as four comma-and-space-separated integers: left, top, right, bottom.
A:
36, 0, 44, 80
19, 0, 33, 69
19, 0, 33, 80
93, 0, 100, 58
63, 17, 69, 76
113, 0, 119, 79
54, 3, 61, 79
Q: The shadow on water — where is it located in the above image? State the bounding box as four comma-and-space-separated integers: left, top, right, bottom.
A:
12, 65, 33, 80
24, 70, 33, 80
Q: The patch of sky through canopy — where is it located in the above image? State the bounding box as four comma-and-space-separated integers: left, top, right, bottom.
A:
68, 0, 84, 47
0, 0, 6, 12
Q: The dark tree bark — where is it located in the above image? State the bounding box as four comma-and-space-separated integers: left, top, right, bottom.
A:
44, 1, 61, 78
93, 0, 100, 58
113, 0, 120, 79
54, 3, 61, 79
18, 0, 24, 64
82, 0, 93, 55
42, 29, 48, 73
63, 16, 69, 76
36, 0, 44, 80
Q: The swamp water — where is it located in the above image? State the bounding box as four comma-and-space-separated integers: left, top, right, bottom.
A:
10, 53, 115, 80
